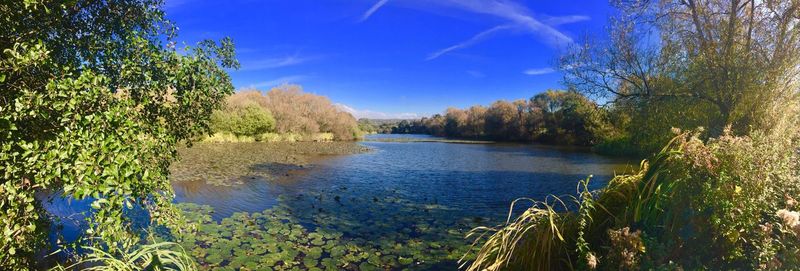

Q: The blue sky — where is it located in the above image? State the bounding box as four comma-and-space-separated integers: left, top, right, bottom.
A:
165, 0, 614, 119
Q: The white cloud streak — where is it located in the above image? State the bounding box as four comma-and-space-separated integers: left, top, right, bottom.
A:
335, 103, 421, 119
426, 25, 514, 60
443, 0, 575, 45
523, 67, 555, 75
239, 55, 315, 71
542, 15, 591, 26
360, 0, 390, 22
420, 0, 589, 59
246, 75, 307, 89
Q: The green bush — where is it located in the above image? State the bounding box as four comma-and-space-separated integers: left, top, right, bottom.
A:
210, 104, 275, 137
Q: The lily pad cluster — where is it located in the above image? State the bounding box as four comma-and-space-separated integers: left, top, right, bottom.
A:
169, 187, 484, 271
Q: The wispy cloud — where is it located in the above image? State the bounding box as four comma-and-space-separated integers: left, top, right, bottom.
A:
427, 25, 514, 61
335, 103, 421, 119
360, 0, 390, 22
466, 70, 486, 78
245, 75, 308, 89
441, 0, 577, 45
542, 15, 591, 26
239, 55, 316, 71
523, 67, 555, 75
417, 0, 589, 59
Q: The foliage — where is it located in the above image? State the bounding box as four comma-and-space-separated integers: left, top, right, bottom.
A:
215, 87, 361, 141
210, 104, 276, 137
54, 240, 195, 271
0, 0, 237, 269
465, 127, 800, 270
392, 90, 610, 146
563, 0, 800, 149
357, 119, 409, 134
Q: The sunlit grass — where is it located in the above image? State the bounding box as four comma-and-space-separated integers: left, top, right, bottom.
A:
461, 135, 689, 270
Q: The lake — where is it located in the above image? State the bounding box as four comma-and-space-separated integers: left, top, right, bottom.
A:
42, 134, 632, 270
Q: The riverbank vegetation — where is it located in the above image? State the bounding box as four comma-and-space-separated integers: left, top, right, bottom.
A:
465, 0, 800, 270
357, 119, 406, 134
206, 86, 361, 142
391, 90, 610, 147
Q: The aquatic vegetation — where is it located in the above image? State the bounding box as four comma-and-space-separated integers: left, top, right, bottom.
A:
166, 186, 484, 270
170, 142, 369, 186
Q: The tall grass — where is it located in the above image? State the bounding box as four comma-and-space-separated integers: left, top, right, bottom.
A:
53, 241, 195, 271
463, 130, 800, 270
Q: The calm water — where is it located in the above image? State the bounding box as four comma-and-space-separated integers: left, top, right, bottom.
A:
42, 134, 633, 270
173, 134, 631, 221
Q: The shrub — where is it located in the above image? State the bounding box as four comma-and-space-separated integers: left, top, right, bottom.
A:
210, 104, 275, 137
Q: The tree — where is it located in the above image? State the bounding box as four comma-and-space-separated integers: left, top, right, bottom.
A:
0, 1, 237, 269
444, 107, 467, 137
532, 90, 608, 145
485, 101, 516, 140
253, 85, 360, 140
562, 0, 800, 137
465, 105, 488, 138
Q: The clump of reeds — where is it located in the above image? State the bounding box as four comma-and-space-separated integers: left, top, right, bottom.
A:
53, 241, 195, 271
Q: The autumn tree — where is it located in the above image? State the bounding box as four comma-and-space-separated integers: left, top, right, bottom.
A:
562, 0, 800, 139
485, 101, 516, 140
444, 107, 467, 137
226, 85, 360, 140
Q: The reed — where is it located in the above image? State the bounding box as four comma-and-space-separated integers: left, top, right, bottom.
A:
53, 242, 196, 271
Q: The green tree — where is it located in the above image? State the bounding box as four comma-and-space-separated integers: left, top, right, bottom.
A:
531, 90, 607, 145
0, 1, 237, 269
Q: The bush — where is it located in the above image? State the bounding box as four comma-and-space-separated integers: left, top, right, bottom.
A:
210, 104, 275, 137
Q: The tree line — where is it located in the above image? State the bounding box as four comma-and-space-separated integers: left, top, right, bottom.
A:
210, 85, 361, 141
391, 90, 611, 146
